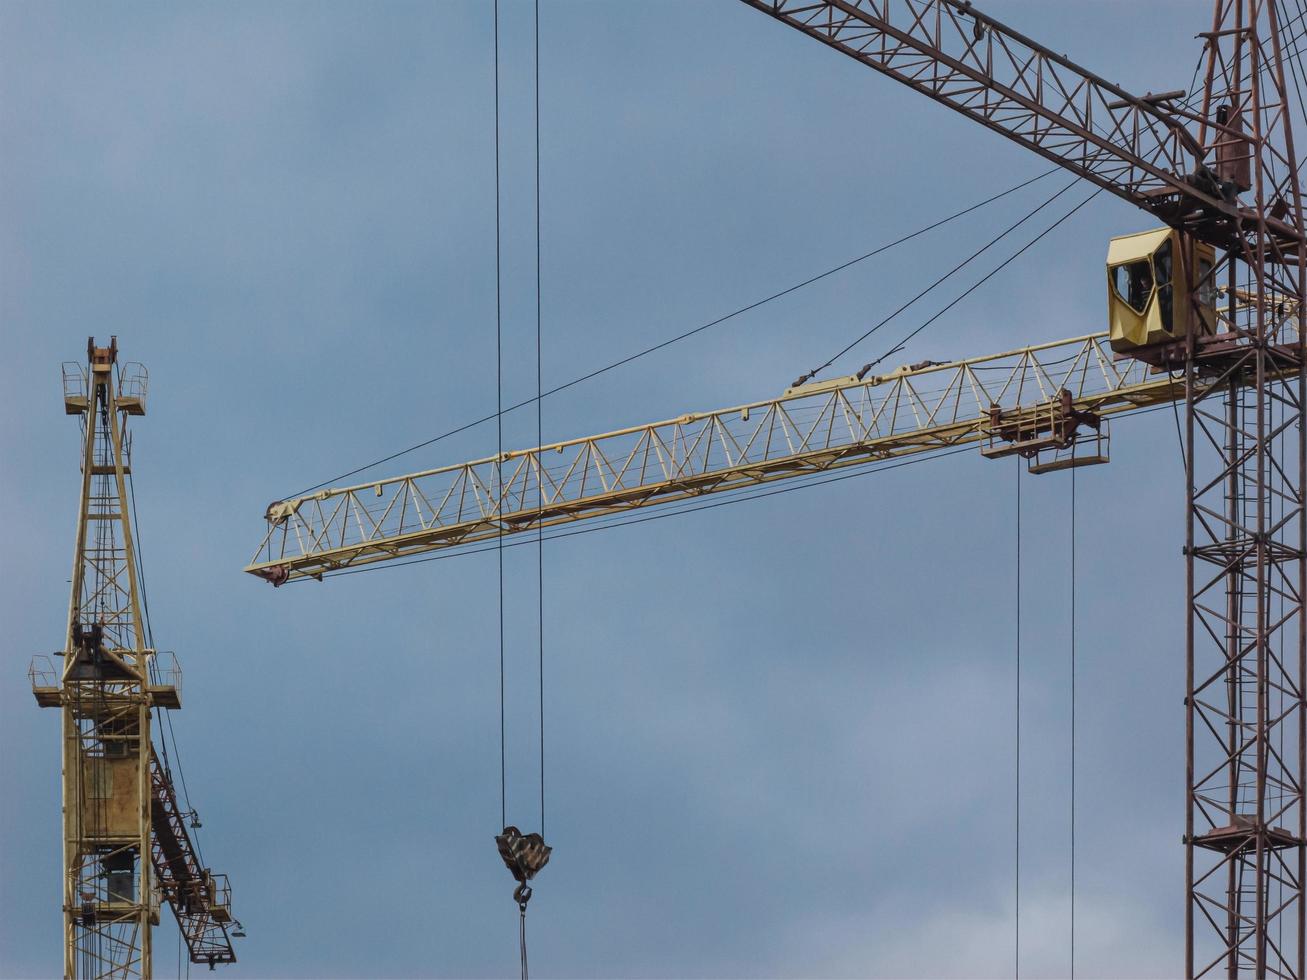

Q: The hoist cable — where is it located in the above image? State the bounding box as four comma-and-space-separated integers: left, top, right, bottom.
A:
493, 0, 507, 833
792, 176, 1081, 386
520, 904, 530, 980
1015, 460, 1022, 980
493, 10, 539, 976
282, 168, 1059, 497
534, 0, 546, 843
1069, 462, 1078, 980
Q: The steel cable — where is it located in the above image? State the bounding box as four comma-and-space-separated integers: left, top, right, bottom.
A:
793, 177, 1082, 386
1070, 462, 1077, 980
1015, 459, 1022, 979
283, 169, 1059, 498
534, 0, 546, 845
494, 0, 507, 834
520, 903, 529, 980
871, 188, 1103, 371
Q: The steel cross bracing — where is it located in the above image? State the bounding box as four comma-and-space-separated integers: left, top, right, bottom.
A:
252, 333, 1202, 584
737, 0, 1303, 257
1180, 3, 1307, 976
1185, 302, 1305, 979
33, 338, 237, 978
55, 339, 156, 979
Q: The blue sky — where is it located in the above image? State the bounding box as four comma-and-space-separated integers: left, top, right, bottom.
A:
2, 1, 1218, 976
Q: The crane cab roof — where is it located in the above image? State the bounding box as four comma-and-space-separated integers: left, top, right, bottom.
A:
1107, 227, 1171, 265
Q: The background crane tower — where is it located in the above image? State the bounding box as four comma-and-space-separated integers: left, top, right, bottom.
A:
31, 338, 238, 978
245, 1, 1307, 974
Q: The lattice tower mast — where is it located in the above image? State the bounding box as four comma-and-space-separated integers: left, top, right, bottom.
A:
1186, 3, 1307, 976
59, 337, 155, 979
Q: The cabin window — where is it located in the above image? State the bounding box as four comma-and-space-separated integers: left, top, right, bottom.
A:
1112, 259, 1154, 314
1154, 239, 1174, 332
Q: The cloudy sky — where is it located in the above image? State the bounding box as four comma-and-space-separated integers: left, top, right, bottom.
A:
2, 1, 1222, 977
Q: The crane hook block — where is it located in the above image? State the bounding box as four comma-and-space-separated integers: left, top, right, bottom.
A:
496, 826, 551, 897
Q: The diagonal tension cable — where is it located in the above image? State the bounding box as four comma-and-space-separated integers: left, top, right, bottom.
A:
285, 168, 1059, 498
791, 176, 1082, 387
1069, 461, 1077, 980
1014, 459, 1022, 979
867, 187, 1104, 370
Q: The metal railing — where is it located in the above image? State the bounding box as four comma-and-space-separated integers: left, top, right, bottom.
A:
198, 873, 232, 918
118, 362, 148, 409
62, 362, 87, 404
149, 651, 182, 699
29, 654, 59, 692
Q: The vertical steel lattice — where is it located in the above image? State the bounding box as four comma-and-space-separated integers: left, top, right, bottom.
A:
1186, 3, 1307, 976
60, 340, 154, 979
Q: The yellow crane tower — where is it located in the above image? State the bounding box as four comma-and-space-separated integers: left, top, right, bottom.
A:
30, 337, 240, 978
244, 1, 1306, 975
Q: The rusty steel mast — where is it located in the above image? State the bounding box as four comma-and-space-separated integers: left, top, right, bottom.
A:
245, 1, 1307, 974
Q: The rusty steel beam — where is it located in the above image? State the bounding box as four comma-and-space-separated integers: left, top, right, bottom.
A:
736, 0, 1303, 255
1181, 3, 1306, 976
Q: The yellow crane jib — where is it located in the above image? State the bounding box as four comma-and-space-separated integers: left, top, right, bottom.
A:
247, 331, 1191, 586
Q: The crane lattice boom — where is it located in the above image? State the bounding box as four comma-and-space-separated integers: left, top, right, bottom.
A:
253, 332, 1200, 584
